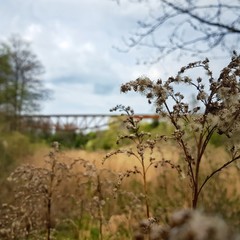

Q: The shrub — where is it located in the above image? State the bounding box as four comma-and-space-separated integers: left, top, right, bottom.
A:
0, 131, 32, 174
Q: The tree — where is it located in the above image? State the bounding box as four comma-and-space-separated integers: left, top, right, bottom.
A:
0, 35, 50, 129
0, 54, 12, 112
115, 0, 240, 63
120, 53, 240, 208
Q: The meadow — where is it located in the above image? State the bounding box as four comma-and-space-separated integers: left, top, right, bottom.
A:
1, 118, 240, 240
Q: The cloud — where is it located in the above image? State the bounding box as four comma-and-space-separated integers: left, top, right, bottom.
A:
0, 0, 231, 115
23, 23, 42, 41
44, 81, 152, 114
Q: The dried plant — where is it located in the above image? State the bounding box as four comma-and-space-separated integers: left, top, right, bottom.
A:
72, 158, 117, 240
120, 52, 240, 208
1, 140, 121, 239
0, 142, 76, 240
103, 105, 182, 219
134, 209, 240, 240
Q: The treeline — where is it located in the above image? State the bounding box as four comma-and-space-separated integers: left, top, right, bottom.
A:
31, 118, 227, 150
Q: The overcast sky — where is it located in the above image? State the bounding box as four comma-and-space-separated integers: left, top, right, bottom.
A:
0, 0, 231, 114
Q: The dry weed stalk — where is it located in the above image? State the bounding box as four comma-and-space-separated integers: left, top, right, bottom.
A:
73, 158, 117, 240
120, 52, 240, 208
103, 105, 182, 219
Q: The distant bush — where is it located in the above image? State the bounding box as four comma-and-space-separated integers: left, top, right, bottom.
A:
38, 131, 96, 149
0, 131, 34, 206
0, 131, 32, 174
209, 132, 226, 147
85, 119, 125, 150
85, 129, 120, 151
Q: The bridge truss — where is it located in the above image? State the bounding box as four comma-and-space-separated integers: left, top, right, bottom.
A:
20, 114, 160, 133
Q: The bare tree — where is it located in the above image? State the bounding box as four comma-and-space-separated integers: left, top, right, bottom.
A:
0, 54, 11, 113
0, 35, 51, 129
114, 0, 240, 63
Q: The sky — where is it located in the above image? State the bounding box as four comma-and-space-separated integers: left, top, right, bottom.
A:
0, 0, 233, 115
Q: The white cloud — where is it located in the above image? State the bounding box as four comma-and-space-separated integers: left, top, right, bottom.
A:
23, 23, 42, 41
81, 42, 96, 54
43, 82, 151, 114
58, 40, 71, 50
0, 0, 232, 115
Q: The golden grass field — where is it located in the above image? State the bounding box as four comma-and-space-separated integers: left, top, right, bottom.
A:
3, 142, 240, 239
25, 143, 240, 187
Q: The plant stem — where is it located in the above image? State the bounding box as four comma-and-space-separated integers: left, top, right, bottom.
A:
142, 157, 150, 218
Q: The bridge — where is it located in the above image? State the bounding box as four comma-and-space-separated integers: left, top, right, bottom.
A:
20, 114, 160, 133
